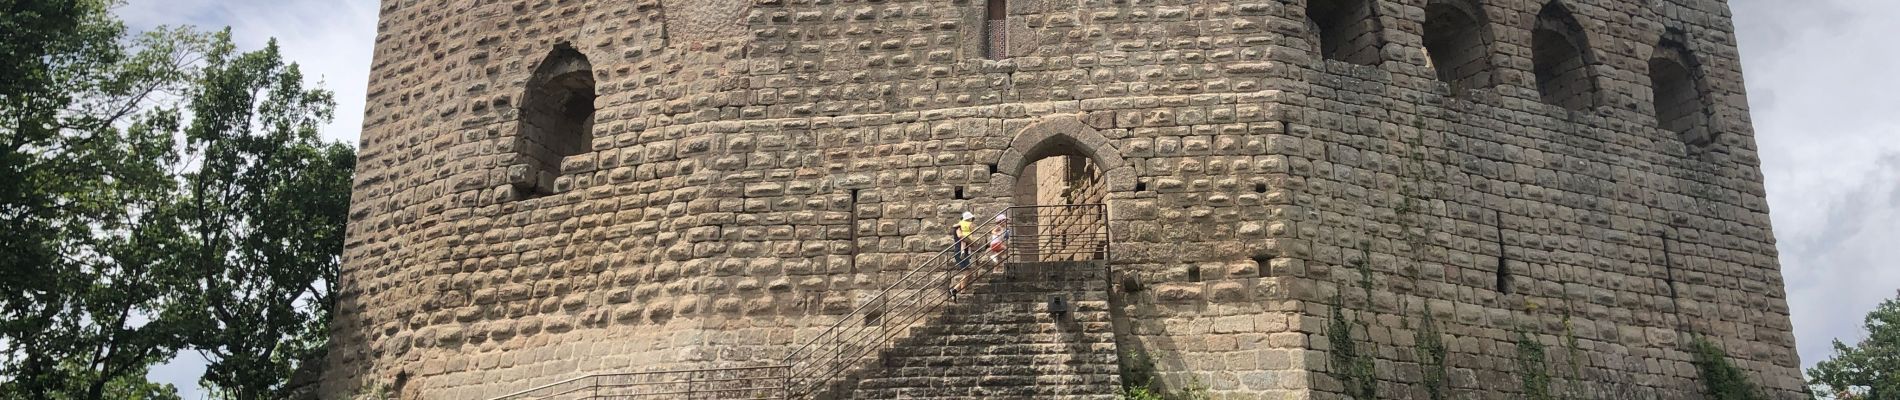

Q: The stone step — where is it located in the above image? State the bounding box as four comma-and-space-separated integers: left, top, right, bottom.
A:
961, 283, 1111, 294
820, 261, 1121, 400
853, 365, 1119, 381
965, 288, 1109, 297
940, 294, 1110, 306
874, 356, 1118, 371
899, 330, 1116, 345
925, 312, 1113, 326
847, 374, 1120, 392
841, 386, 1119, 400
882, 344, 1120, 359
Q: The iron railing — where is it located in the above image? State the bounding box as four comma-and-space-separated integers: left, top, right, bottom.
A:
778, 208, 1009, 397
487, 204, 1109, 400
487, 365, 792, 400
780, 204, 1107, 397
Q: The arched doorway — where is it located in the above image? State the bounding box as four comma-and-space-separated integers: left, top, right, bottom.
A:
1015, 139, 1107, 208
1004, 119, 1114, 263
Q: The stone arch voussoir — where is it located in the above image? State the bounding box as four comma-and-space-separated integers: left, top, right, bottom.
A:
991, 114, 1135, 198
998, 115, 1125, 172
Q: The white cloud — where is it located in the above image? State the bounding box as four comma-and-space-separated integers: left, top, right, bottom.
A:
1735, 0, 1900, 376
118, 0, 378, 145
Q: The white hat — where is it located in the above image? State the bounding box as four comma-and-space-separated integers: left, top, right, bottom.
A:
962, 211, 975, 220
994, 214, 1009, 222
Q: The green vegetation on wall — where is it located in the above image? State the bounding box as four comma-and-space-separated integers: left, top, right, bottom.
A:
1516, 330, 1553, 400
1414, 304, 1448, 400
1690, 336, 1768, 400
1118, 350, 1213, 400
1329, 292, 1377, 400
1561, 312, 1586, 398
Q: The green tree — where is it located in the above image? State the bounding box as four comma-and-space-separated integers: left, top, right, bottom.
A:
1809, 295, 1900, 399
169, 31, 351, 400
1, 3, 354, 399
1, 1, 201, 397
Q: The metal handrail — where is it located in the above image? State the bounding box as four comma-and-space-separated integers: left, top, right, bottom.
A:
486, 204, 1110, 400
487, 365, 792, 400
780, 204, 1109, 397
778, 208, 1014, 396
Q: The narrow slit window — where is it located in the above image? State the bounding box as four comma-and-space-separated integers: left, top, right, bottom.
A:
985, 0, 1008, 59
1494, 211, 1512, 294
1662, 233, 1680, 300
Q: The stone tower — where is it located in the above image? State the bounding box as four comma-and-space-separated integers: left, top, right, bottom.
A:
323, 0, 1806, 398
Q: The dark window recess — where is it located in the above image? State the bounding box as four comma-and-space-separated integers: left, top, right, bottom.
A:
1135, 181, 1148, 192
1422, 0, 1493, 96
954, 185, 967, 200
846, 189, 864, 273
515, 43, 597, 198
1253, 255, 1277, 278
1496, 254, 1513, 294
1254, 182, 1269, 194
1662, 233, 1680, 300
1187, 265, 1203, 282
1307, 0, 1384, 66
985, 0, 1009, 59
988, 163, 1000, 175
1494, 211, 1512, 294
1650, 36, 1712, 148
1532, 2, 1598, 110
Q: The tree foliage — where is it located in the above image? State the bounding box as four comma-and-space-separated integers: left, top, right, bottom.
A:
2, 2, 197, 397
0, 2, 353, 399
172, 31, 352, 400
1809, 295, 1900, 399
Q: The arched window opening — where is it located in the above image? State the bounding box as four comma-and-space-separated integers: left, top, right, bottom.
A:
516, 44, 597, 198
985, 0, 1009, 59
1651, 40, 1711, 148
1012, 136, 1107, 262
1532, 2, 1598, 111
1308, 0, 1384, 66
1422, 0, 1493, 96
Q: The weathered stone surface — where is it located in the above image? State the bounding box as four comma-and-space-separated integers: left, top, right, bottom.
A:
324, 0, 1803, 398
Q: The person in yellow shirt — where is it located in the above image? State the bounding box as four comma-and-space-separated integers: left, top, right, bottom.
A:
956, 211, 975, 240
951, 211, 975, 295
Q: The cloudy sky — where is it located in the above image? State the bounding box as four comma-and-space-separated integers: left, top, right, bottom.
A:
1735, 0, 1900, 379
116, 0, 1896, 397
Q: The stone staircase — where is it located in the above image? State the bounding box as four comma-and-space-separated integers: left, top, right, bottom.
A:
819, 261, 1121, 400
487, 205, 1117, 400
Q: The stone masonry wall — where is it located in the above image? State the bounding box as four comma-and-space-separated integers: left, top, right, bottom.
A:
324, 0, 1802, 398
1276, 0, 1804, 398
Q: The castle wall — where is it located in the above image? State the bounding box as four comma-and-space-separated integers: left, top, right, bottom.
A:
1275, 0, 1803, 397
325, 0, 1802, 398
